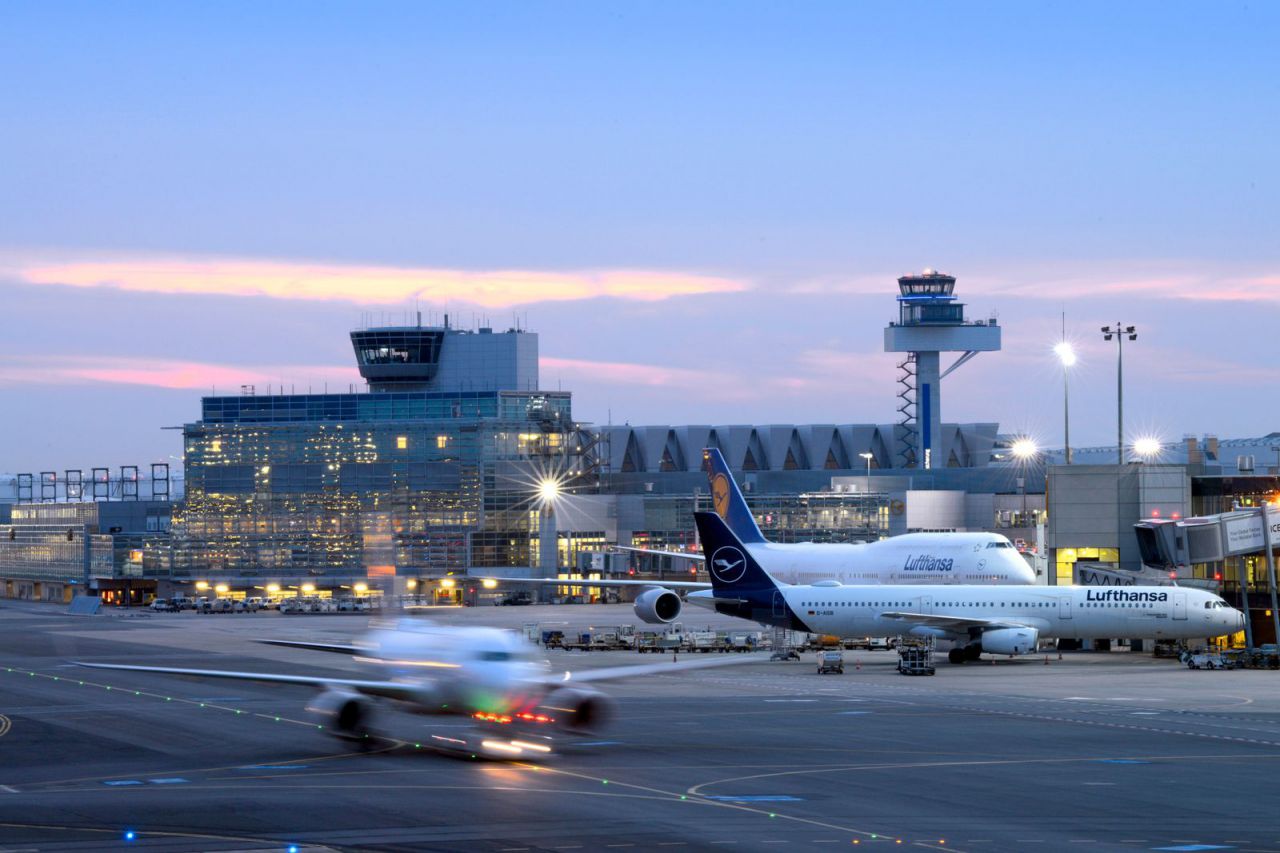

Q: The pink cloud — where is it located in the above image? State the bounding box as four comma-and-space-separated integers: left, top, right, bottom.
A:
541, 356, 721, 388
0, 356, 359, 391
9, 252, 747, 308
787, 264, 1280, 304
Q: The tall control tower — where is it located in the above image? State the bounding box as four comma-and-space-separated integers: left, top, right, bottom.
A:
883, 270, 1000, 469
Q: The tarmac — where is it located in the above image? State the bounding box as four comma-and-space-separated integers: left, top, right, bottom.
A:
3, 600, 1280, 852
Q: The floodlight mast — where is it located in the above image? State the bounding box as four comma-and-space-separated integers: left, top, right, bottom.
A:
1101, 323, 1138, 465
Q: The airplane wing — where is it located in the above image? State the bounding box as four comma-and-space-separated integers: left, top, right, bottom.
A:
610, 546, 705, 563
258, 639, 366, 656
474, 575, 711, 590
546, 653, 768, 686
879, 611, 1034, 633
75, 662, 422, 702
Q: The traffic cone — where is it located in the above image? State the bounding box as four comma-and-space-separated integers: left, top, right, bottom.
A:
1044, 655, 1049, 665
855, 658, 861, 671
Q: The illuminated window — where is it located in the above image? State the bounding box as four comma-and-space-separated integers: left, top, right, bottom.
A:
436, 435, 449, 449
210, 440, 221, 453
396, 436, 408, 450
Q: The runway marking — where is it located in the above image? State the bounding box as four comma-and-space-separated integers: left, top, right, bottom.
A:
0, 715, 11, 738
518, 762, 904, 843
147, 778, 188, 784
0, 785, 19, 793
706, 795, 803, 802
102, 780, 143, 786
0, 821, 337, 849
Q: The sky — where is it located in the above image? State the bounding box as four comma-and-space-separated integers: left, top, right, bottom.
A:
1, 1, 1277, 473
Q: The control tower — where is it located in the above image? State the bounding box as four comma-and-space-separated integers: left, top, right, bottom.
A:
883, 270, 1000, 469
350, 316, 538, 393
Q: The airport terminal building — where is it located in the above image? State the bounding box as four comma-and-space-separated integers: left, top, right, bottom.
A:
2, 282, 1279, 624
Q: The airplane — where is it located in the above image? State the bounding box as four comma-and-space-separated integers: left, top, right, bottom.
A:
478, 447, 1035, 626
687, 510, 1244, 664
77, 618, 763, 757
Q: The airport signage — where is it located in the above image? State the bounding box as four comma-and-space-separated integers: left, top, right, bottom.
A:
1221, 506, 1280, 556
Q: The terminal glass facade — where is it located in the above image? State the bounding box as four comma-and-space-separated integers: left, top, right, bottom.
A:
171, 389, 592, 582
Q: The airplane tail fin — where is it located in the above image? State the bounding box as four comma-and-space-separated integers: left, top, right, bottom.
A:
702, 447, 766, 544
694, 511, 801, 629
693, 511, 781, 596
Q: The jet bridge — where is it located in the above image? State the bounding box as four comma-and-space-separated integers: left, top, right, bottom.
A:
1134, 505, 1280, 571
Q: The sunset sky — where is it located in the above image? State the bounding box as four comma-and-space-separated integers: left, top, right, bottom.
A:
2, 1, 1277, 472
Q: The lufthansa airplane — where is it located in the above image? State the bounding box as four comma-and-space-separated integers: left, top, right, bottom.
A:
692, 447, 1035, 586
78, 619, 762, 756
688, 511, 1244, 664
480, 448, 1034, 625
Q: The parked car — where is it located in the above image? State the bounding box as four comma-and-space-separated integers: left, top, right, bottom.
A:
500, 592, 533, 606
1186, 652, 1232, 670
169, 595, 195, 611
149, 598, 178, 612
868, 637, 898, 651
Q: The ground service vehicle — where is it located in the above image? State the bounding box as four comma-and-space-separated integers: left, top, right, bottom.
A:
817, 650, 844, 674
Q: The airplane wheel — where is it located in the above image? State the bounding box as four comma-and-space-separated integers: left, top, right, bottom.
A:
948, 648, 965, 665
965, 645, 983, 662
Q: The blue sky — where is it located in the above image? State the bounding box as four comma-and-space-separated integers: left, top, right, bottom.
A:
1, 2, 1277, 471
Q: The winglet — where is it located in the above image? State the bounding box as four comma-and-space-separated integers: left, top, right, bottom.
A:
703, 447, 766, 543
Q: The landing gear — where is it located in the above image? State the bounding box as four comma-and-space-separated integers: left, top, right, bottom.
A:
948, 645, 984, 664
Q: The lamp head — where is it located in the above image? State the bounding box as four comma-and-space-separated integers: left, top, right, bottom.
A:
1010, 438, 1038, 460
538, 478, 561, 503
1053, 341, 1077, 367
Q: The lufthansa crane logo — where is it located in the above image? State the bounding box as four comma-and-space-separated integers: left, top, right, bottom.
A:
709, 546, 747, 584
711, 473, 732, 520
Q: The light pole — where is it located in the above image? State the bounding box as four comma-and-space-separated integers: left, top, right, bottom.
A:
1053, 342, 1076, 464
859, 452, 873, 479
1101, 323, 1137, 465
1011, 438, 1038, 527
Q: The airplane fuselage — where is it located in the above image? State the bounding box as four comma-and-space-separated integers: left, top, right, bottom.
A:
690, 583, 1242, 642
750, 531, 1034, 586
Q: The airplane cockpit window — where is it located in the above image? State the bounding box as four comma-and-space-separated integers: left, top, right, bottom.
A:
986, 541, 1014, 549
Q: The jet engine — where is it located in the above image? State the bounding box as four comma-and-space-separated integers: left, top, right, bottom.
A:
538, 687, 617, 735
306, 688, 376, 740
633, 587, 682, 624
980, 627, 1039, 656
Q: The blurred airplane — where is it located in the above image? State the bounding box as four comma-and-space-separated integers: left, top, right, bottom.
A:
78, 618, 760, 757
